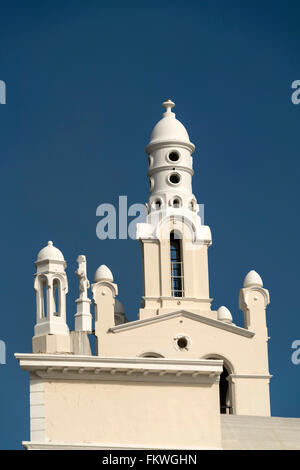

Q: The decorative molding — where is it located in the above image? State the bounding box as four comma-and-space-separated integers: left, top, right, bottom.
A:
109, 310, 255, 338
15, 354, 223, 385
147, 165, 194, 177
229, 374, 273, 379
145, 140, 195, 154
239, 286, 270, 310
91, 280, 118, 299
143, 296, 213, 302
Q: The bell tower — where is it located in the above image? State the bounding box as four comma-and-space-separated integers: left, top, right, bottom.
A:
137, 100, 213, 320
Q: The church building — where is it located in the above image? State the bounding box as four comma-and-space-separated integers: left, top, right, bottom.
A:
15, 100, 300, 450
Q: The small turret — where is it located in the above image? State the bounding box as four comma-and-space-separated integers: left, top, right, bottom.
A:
239, 270, 270, 332
145, 99, 197, 218
33, 241, 71, 353
92, 265, 118, 355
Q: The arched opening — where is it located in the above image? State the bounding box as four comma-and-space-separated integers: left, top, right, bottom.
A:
139, 352, 164, 358
170, 231, 184, 298
53, 279, 61, 317
204, 356, 233, 414
219, 365, 232, 414
188, 199, 196, 211
39, 276, 47, 319
172, 197, 181, 208
154, 199, 161, 210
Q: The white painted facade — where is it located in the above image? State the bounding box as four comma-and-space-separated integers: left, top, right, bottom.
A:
15, 99, 283, 450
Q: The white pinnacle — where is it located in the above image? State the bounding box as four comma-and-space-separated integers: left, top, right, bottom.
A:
162, 99, 175, 116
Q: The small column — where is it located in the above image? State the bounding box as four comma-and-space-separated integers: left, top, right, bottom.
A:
74, 255, 92, 333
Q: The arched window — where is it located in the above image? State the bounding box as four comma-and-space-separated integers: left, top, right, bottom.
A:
219, 366, 232, 414
170, 231, 184, 297
139, 352, 164, 358
204, 356, 233, 414
53, 279, 61, 317
39, 276, 47, 319
154, 199, 161, 210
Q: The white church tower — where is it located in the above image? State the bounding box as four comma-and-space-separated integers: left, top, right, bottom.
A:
138, 99, 212, 319
16, 99, 297, 451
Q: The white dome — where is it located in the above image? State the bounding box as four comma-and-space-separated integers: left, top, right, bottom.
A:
243, 270, 263, 288
36, 241, 64, 262
94, 264, 113, 282
148, 99, 193, 149
114, 299, 125, 314
217, 306, 233, 324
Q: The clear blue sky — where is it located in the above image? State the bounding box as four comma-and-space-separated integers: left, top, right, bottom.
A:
0, 0, 299, 449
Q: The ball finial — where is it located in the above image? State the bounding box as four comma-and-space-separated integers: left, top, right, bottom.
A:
48, 241, 53, 246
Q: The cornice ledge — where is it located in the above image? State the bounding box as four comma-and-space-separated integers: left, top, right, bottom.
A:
145, 140, 195, 154
230, 374, 273, 379
14, 354, 223, 384
148, 165, 194, 177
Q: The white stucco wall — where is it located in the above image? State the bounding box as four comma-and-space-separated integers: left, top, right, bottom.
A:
44, 379, 222, 449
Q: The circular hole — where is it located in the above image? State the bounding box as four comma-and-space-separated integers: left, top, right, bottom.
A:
177, 337, 188, 349
169, 173, 181, 185
168, 152, 179, 162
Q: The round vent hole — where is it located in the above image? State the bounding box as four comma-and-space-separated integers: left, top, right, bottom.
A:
177, 337, 188, 349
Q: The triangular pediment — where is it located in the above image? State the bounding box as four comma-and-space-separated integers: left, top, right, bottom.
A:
109, 309, 254, 338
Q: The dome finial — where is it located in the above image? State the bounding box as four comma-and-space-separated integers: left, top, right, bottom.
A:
243, 270, 263, 288
48, 240, 53, 246
94, 264, 114, 283
162, 99, 175, 116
